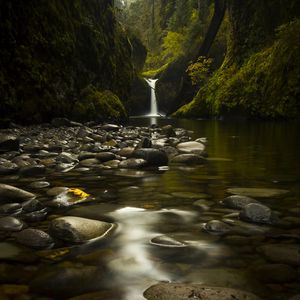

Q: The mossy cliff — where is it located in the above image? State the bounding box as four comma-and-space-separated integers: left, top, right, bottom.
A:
175, 0, 300, 119
0, 0, 133, 123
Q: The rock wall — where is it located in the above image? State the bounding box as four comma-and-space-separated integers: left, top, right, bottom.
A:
0, 0, 133, 123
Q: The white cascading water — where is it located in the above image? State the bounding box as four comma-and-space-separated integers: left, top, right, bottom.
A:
145, 78, 159, 117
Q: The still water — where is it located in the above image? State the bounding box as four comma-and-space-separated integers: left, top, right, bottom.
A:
2, 118, 300, 299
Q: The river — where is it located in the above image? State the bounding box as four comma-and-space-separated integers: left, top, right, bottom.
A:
0, 118, 299, 300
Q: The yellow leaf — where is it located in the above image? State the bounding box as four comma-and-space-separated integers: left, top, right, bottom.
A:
68, 188, 90, 199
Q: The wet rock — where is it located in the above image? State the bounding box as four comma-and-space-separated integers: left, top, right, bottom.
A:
29, 181, 50, 189
171, 154, 205, 165
227, 187, 289, 198
101, 124, 120, 132
0, 203, 22, 215
30, 264, 104, 298
46, 187, 68, 196
0, 184, 35, 203
151, 235, 187, 247
239, 203, 275, 225
222, 195, 259, 209
22, 199, 44, 212
161, 125, 176, 137
49, 189, 92, 208
78, 152, 96, 161
258, 244, 300, 266
22, 208, 48, 222
132, 148, 168, 166
13, 228, 53, 249
117, 147, 135, 158
58, 152, 78, 164
19, 164, 46, 176
79, 158, 101, 167
95, 152, 116, 162
119, 158, 147, 169
0, 135, 19, 153
144, 284, 262, 300
0, 216, 24, 231
176, 141, 205, 154
137, 137, 152, 148
254, 264, 298, 283
103, 159, 120, 169
204, 220, 232, 235
49, 216, 115, 243
0, 160, 19, 175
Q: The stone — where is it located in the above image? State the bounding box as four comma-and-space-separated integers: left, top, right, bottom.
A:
22, 208, 48, 222
204, 220, 232, 235
171, 154, 205, 165
0, 203, 22, 215
22, 198, 44, 212
46, 187, 68, 196
0, 216, 24, 232
49, 216, 115, 243
0, 184, 35, 203
13, 228, 53, 249
19, 164, 46, 176
240, 203, 274, 224
0, 161, 19, 175
176, 141, 205, 154
132, 148, 168, 166
222, 195, 259, 209
51, 118, 81, 127
227, 187, 289, 198
254, 264, 298, 283
95, 152, 116, 162
101, 124, 120, 132
29, 181, 50, 189
258, 244, 300, 266
161, 125, 176, 137
119, 158, 147, 169
0, 135, 19, 153
151, 235, 187, 247
58, 152, 78, 163
48, 189, 92, 208
117, 147, 135, 158
144, 284, 262, 300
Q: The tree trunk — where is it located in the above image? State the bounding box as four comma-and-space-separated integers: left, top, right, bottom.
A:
195, 0, 227, 59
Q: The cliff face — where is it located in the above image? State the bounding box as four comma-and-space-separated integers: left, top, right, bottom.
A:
0, 0, 133, 123
175, 0, 300, 119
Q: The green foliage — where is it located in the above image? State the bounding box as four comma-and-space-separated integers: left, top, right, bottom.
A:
142, 63, 170, 78
73, 85, 127, 122
186, 56, 214, 85
161, 31, 185, 63
175, 19, 300, 119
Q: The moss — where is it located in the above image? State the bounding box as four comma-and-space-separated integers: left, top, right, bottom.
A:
142, 63, 170, 78
72, 85, 127, 122
174, 19, 300, 119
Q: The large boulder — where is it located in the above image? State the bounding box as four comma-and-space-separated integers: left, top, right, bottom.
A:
144, 284, 262, 300
0, 184, 35, 203
13, 229, 53, 249
49, 216, 115, 243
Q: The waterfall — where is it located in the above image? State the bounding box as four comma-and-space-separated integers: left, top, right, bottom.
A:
145, 78, 159, 117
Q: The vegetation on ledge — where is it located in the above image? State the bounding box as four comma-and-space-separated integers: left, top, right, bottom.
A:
174, 19, 300, 119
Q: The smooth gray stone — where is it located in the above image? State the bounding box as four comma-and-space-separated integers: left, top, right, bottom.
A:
14, 228, 53, 249
0, 216, 24, 232
222, 195, 259, 209
49, 216, 115, 243
0, 184, 35, 203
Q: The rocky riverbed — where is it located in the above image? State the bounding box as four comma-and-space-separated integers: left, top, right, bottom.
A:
0, 118, 299, 300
